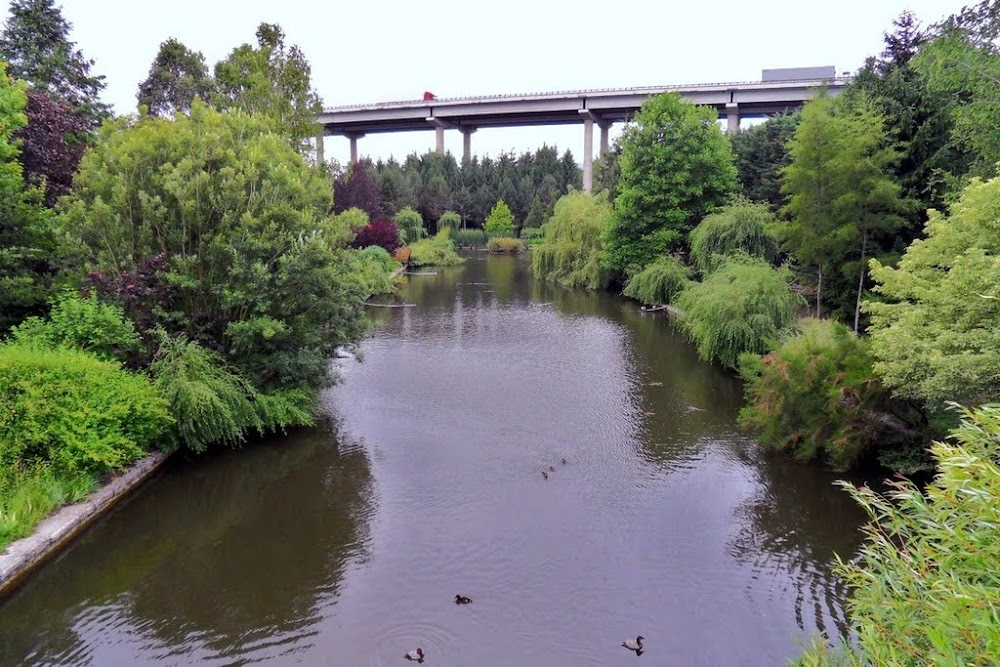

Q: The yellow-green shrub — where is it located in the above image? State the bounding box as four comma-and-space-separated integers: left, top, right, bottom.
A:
487, 237, 526, 254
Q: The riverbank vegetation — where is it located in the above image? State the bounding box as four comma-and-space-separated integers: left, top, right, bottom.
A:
0, 4, 401, 545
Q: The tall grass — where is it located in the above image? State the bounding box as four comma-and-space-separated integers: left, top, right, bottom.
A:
0, 463, 96, 549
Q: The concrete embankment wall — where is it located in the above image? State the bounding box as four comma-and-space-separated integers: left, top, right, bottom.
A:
0, 451, 170, 600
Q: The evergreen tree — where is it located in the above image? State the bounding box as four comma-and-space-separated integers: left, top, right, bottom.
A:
0, 0, 109, 128
137, 38, 212, 117
730, 112, 800, 210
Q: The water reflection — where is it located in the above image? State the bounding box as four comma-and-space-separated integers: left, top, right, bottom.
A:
0, 424, 375, 665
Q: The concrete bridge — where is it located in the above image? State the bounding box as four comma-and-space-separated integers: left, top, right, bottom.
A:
316, 67, 848, 191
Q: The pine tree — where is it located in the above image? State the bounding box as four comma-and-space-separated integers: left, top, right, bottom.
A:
136, 38, 212, 117
0, 0, 109, 128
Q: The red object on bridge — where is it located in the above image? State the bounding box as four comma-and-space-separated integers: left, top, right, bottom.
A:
423, 91, 437, 101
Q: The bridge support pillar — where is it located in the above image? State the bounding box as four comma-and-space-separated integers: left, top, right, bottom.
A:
726, 103, 740, 133
599, 121, 611, 160
435, 126, 445, 154
583, 117, 594, 193
315, 131, 325, 166
346, 133, 364, 165
460, 127, 476, 162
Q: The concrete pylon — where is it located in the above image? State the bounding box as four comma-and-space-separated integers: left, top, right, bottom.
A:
599, 121, 610, 160
435, 126, 445, 154
583, 116, 594, 193
461, 127, 476, 161
346, 133, 364, 164
725, 103, 740, 133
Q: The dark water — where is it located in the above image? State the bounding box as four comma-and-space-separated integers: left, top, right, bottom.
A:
0, 254, 866, 666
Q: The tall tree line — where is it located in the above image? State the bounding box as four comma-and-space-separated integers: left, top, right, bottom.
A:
348, 146, 582, 231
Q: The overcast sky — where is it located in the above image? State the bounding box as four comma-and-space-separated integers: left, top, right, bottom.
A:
6, 0, 969, 164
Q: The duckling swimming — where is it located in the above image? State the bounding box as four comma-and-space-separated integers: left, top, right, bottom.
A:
454, 594, 472, 604
548, 465, 555, 472
622, 636, 644, 655
542, 470, 548, 479
404, 647, 424, 662
560, 457, 567, 465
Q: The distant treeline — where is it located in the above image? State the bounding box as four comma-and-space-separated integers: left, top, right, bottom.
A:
332, 146, 582, 231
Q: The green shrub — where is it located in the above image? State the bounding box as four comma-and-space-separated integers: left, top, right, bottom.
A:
795, 404, 1000, 666
437, 210, 462, 234
0, 343, 171, 475
487, 237, 526, 254
58, 103, 369, 392
150, 335, 313, 454
0, 462, 96, 549
394, 206, 425, 244
621, 256, 691, 306
484, 199, 515, 237
9, 290, 141, 363
519, 227, 544, 243
531, 191, 613, 290
335, 207, 370, 231
675, 257, 804, 368
356, 245, 400, 296
409, 230, 464, 267
738, 318, 891, 470
453, 228, 487, 248
689, 198, 780, 274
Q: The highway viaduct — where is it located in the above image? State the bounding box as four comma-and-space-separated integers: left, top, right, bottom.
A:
315, 67, 848, 192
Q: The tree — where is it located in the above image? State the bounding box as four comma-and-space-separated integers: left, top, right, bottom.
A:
57, 101, 369, 391
675, 257, 804, 369
212, 23, 321, 153
866, 175, 1000, 408
15, 88, 87, 205
332, 161, 381, 218
689, 198, 780, 274
848, 12, 960, 240
603, 92, 737, 277
531, 191, 613, 290
0, 65, 53, 333
621, 256, 691, 306
484, 198, 515, 237
393, 206, 424, 244
780, 96, 906, 329
796, 405, 1000, 666
0, 0, 109, 128
916, 1, 1000, 180
730, 112, 800, 210
136, 38, 212, 117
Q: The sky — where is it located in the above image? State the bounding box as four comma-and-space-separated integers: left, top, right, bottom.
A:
5, 0, 970, 165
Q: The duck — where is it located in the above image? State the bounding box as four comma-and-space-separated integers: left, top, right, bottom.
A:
622, 636, 644, 655
560, 457, 567, 465
548, 465, 555, 472
404, 647, 424, 663
541, 470, 548, 479
454, 594, 472, 604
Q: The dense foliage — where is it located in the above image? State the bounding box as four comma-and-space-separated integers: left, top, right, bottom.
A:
689, 199, 780, 274
333, 161, 381, 217
730, 112, 799, 210
408, 231, 464, 267
149, 335, 312, 454
739, 319, 893, 470
394, 206, 425, 244
58, 102, 369, 390
603, 92, 737, 276
0, 0, 109, 127
0, 66, 53, 334
675, 258, 804, 369
621, 256, 691, 306
779, 96, 906, 328
437, 210, 461, 234
531, 191, 613, 290
866, 175, 1000, 407
796, 405, 1000, 666
0, 342, 171, 475
486, 237, 525, 254
453, 228, 487, 248
15, 89, 87, 205
368, 146, 580, 229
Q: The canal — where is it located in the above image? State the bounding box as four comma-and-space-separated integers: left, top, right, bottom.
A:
0, 253, 865, 666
